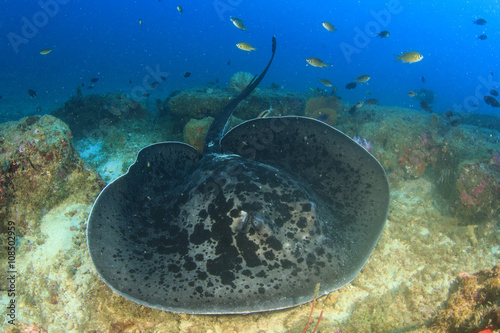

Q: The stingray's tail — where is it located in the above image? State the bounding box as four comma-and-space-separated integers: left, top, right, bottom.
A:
204, 36, 277, 154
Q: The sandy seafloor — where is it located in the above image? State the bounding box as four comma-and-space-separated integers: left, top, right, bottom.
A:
0, 98, 499, 333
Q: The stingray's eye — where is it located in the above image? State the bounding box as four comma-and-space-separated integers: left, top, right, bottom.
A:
235, 210, 251, 233
250, 215, 269, 235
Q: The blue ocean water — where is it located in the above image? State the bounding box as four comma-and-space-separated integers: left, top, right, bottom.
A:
1, 0, 499, 121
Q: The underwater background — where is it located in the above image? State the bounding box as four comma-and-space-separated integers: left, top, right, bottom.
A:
1, 0, 500, 332
1, 0, 499, 120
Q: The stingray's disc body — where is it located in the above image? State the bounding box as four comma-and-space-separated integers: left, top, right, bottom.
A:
86, 117, 389, 314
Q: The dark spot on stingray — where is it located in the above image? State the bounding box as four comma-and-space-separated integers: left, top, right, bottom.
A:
297, 217, 308, 229
265, 236, 283, 251
242, 269, 252, 277
197, 271, 208, 280
235, 233, 263, 267
198, 209, 208, 219
264, 250, 275, 261
168, 264, 181, 273
280, 259, 297, 269
189, 223, 211, 245
306, 253, 316, 267
86, 36, 389, 314
256, 270, 267, 278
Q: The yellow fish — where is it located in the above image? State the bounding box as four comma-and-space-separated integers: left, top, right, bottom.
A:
236, 42, 256, 52
40, 49, 52, 55
138, 19, 142, 26
230, 17, 247, 31
407, 91, 417, 97
394, 51, 423, 64
306, 57, 331, 69
319, 78, 333, 87
322, 21, 337, 32
257, 105, 273, 118
177, 5, 183, 13
354, 75, 370, 83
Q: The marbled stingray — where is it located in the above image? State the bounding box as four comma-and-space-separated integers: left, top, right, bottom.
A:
86, 37, 390, 314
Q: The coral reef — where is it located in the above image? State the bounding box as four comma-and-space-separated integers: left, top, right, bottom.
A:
330, 102, 500, 224
168, 87, 233, 120
304, 96, 341, 126
429, 265, 500, 333
453, 162, 500, 222
353, 136, 372, 152
51, 92, 148, 138
336, 108, 432, 178
398, 131, 441, 178
183, 117, 214, 154
0, 115, 105, 235
450, 113, 500, 131
229, 71, 255, 92
3, 86, 500, 332
416, 88, 436, 104
102, 127, 128, 154
168, 86, 306, 121
433, 144, 460, 203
